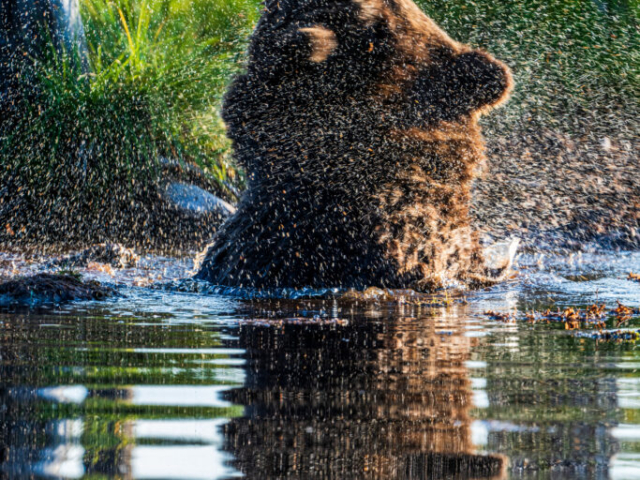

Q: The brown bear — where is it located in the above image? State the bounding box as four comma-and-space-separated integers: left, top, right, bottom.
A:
196, 0, 513, 290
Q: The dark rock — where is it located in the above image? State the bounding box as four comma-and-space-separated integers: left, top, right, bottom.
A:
0, 273, 115, 307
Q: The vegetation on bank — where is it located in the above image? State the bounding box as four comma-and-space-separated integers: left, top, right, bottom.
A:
0, 0, 259, 244
79, 0, 259, 183
1, 0, 259, 208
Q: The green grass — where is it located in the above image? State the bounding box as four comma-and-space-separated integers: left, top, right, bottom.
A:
79, 0, 260, 183
1, 0, 260, 211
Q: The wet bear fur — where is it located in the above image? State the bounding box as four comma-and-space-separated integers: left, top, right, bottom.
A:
197, 0, 513, 290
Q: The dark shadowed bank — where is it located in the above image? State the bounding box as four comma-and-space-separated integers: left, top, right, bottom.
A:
474, 131, 640, 251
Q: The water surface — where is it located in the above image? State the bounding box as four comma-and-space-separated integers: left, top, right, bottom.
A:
2, 252, 640, 479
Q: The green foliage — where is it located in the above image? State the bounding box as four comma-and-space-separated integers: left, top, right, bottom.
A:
2, 64, 159, 213
2, 0, 260, 204
79, 0, 260, 184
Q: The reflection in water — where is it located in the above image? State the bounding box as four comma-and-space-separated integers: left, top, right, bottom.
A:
0, 280, 640, 479
0, 307, 244, 479
224, 306, 506, 479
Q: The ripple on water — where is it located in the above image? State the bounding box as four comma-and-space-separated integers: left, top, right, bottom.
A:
1, 250, 640, 478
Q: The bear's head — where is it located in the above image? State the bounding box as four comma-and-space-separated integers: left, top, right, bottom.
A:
224, 0, 513, 153
203, 0, 514, 289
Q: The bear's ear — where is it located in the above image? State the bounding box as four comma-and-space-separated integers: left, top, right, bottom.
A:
299, 26, 338, 63
353, 0, 384, 25
448, 50, 513, 113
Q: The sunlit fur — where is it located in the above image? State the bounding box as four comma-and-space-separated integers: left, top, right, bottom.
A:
197, 0, 513, 290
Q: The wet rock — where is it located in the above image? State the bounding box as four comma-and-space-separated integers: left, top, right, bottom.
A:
50, 243, 139, 269
0, 273, 115, 307
163, 182, 236, 217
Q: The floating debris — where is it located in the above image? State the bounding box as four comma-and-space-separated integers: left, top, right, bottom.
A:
627, 273, 640, 282
579, 329, 640, 343
49, 243, 139, 269
483, 311, 516, 323
340, 287, 460, 306
482, 301, 638, 334
86, 262, 115, 276
161, 280, 463, 304
614, 301, 635, 316
241, 316, 349, 327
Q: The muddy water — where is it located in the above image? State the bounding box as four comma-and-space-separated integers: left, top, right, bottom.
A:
2, 252, 640, 479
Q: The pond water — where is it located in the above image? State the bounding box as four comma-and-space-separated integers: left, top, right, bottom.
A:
2, 251, 640, 479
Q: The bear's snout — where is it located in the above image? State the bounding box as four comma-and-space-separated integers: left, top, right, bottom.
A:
449, 50, 513, 112
411, 49, 513, 121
